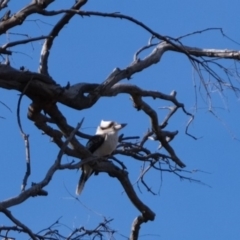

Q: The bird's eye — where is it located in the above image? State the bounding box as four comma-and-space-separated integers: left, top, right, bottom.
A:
108, 122, 114, 128
100, 121, 114, 130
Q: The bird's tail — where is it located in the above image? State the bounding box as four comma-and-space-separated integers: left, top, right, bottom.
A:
76, 165, 93, 195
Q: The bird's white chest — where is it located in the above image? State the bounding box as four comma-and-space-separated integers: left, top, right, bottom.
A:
93, 132, 118, 157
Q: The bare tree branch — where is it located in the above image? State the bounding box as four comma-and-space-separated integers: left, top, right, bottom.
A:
1, 208, 37, 240
91, 160, 155, 239
1, 35, 50, 51
16, 77, 33, 191
0, 1, 239, 239
39, 0, 88, 75
0, 0, 54, 35
0, 0, 9, 11
131, 94, 186, 168
0, 121, 83, 209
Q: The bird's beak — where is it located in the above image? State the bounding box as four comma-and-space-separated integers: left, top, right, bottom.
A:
115, 123, 127, 130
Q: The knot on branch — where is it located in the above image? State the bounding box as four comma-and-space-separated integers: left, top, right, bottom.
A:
35, 0, 54, 9
30, 183, 48, 197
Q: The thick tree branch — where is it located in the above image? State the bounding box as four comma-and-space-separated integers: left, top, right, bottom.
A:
1, 37, 239, 110
93, 161, 155, 218
89, 161, 155, 240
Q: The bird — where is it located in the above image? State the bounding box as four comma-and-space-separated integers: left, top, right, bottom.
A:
76, 120, 127, 195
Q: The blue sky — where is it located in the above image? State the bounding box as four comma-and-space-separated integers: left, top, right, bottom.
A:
0, 1, 240, 239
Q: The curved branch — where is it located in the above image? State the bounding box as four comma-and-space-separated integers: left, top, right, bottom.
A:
38, 9, 240, 61
90, 161, 155, 240
39, 9, 167, 41
93, 161, 155, 220
0, 0, 54, 35
39, 0, 88, 75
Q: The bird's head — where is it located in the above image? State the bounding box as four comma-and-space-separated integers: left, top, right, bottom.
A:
96, 120, 127, 134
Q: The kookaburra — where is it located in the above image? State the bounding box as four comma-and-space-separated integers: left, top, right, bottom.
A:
76, 120, 127, 195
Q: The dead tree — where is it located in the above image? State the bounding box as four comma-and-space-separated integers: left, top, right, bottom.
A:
0, 1, 239, 239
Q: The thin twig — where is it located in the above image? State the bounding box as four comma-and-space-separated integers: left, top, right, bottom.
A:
16, 78, 33, 191
2, 35, 50, 49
